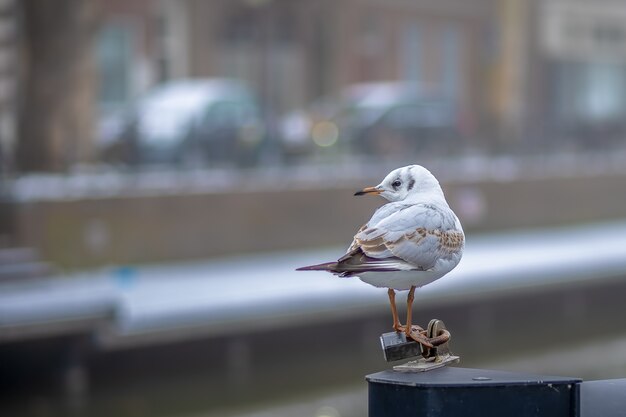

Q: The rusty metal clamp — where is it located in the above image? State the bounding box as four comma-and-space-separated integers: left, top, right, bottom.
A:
391, 318, 459, 372
419, 319, 452, 359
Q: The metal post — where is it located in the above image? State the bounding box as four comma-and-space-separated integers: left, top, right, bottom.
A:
367, 367, 580, 417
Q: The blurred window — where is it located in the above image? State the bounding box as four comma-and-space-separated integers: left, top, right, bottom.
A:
585, 63, 626, 121
403, 23, 422, 83
555, 61, 626, 123
385, 105, 419, 128
385, 103, 452, 128
97, 22, 134, 111
442, 26, 461, 101
205, 102, 250, 129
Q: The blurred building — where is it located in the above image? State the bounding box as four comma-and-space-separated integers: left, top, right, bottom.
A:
3, 0, 626, 171
477, 0, 626, 150
98, 0, 495, 142
0, 0, 16, 175
533, 0, 626, 148
99, 0, 626, 154
96, 0, 160, 116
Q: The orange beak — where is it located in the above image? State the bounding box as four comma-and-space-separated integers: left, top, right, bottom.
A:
354, 186, 381, 196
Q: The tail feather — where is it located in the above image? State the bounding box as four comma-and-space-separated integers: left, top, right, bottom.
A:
297, 248, 419, 277
296, 262, 339, 272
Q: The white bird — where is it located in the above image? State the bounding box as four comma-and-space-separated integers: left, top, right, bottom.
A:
298, 165, 464, 339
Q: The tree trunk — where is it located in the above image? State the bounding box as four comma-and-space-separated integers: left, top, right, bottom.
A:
16, 0, 99, 172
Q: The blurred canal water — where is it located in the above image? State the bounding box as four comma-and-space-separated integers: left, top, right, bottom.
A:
2, 221, 626, 417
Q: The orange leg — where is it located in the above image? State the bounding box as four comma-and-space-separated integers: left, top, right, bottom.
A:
405, 286, 416, 337
388, 288, 404, 332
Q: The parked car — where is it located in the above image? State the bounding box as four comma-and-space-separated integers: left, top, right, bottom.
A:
279, 82, 464, 158
100, 79, 265, 167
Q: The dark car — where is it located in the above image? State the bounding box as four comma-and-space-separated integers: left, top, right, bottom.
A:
279, 82, 463, 158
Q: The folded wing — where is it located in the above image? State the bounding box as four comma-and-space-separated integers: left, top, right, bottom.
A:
297, 203, 464, 277
348, 203, 464, 270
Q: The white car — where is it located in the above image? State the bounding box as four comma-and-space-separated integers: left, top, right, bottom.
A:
101, 79, 265, 167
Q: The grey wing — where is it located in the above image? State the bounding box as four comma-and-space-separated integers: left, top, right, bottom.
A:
349, 203, 464, 270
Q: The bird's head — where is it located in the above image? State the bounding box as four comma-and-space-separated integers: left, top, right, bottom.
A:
354, 165, 444, 203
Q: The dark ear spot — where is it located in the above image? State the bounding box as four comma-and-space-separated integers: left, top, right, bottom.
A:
408, 179, 415, 191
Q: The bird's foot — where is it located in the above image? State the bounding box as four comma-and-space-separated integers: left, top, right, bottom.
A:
394, 323, 424, 333
395, 322, 427, 333
394, 324, 433, 348
406, 326, 434, 348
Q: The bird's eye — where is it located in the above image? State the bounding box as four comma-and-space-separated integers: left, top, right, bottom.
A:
392, 180, 402, 188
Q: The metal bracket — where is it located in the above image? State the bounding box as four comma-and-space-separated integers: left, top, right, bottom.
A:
380, 319, 460, 372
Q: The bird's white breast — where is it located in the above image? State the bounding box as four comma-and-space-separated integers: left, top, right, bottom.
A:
356, 254, 461, 291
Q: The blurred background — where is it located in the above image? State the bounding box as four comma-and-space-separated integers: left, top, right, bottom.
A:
1, 0, 626, 416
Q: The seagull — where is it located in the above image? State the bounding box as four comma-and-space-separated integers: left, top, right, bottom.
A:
297, 165, 464, 340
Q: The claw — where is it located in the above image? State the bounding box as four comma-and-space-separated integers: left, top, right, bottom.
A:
393, 323, 406, 333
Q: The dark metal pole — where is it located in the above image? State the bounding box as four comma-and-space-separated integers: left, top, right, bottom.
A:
367, 367, 580, 417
